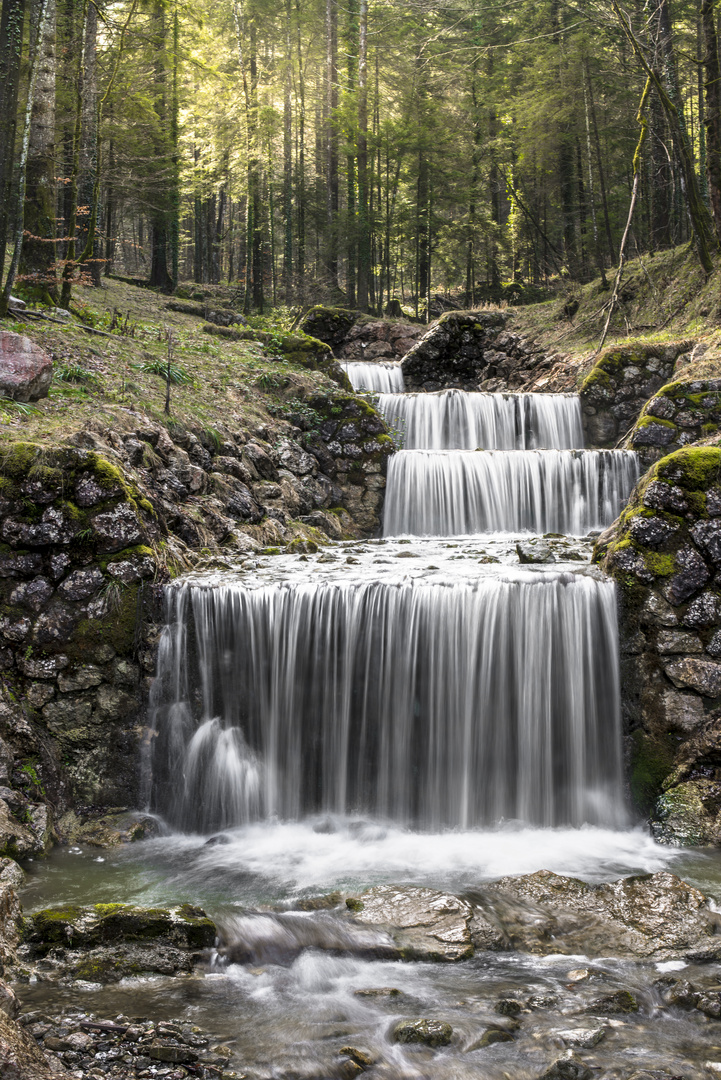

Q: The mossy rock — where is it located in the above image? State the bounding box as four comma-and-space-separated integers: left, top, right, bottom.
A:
23, 902, 216, 955
630, 730, 678, 814
651, 779, 721, 846
296, 306, 358, 346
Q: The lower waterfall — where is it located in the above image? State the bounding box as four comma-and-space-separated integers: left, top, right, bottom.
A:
151, 571, 624, 833
383, 449, 640, 536
377, 389, 584, 450
342, 360, 405, 392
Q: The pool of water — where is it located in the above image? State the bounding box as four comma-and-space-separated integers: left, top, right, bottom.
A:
16, 823, 721, 1079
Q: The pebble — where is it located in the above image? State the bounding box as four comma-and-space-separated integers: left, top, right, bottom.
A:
20, 1009, 236, 1079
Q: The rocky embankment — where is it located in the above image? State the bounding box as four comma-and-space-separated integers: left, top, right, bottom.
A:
596, 446, 721, 843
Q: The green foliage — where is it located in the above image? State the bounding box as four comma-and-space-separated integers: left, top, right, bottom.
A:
135, 358, 192, 385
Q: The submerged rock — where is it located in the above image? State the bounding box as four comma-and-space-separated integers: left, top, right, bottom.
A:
391, 1018, 453, 1047
346, 884, 481, 960
539, 1054, 594, 1080
470, 1026, 514, 1049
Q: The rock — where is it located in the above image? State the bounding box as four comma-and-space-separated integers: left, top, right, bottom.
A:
347, 885, 476, 960
495, 998, 522, 1017
556, 1027, 606, 1048
660, 690, 705, 732
0, 332, 53, 401
0, 1008, 60, 1079
353, 987, 402, 999
90, 504, 144, 552
663, 657, 721, 697
391, 1019, 453, 1048
0, 800, 36, 859
482, 869, 716, 961
587, 988, 639, 1013
684, 591, 721, 628
57, 568, 104, 601
470, 1027, 514, 1049
22, 901, 216, 956
652, 779, 721, 847
516, 540, 555, 564
539, 1054, 594, 1080
149, 1042, 198, 1064
339, 1046, 375, 1069
663, 546, 710, 605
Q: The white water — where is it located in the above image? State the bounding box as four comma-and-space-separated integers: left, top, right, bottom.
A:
342, 360, 405, 392
377, 389, 584, 450
383, 448, 640, 537
152, 568, 624, 834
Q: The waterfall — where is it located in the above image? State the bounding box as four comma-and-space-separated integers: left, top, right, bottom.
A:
342, 360, 405, 393
377, 390, 584, 450
152, 572, 624, 832
383, 449, 640, 537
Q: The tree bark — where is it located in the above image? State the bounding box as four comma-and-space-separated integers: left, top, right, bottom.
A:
325, 0, 338, 285
0, 0, 28, 289
356, 0, 370, 311
20, 0, 56, 300
702, 0, 721, 242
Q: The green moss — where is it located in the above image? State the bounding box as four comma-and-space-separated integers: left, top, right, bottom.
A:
702, 423, 718, 435
86, 453, 127, 490
137, 498, 154, 515
93, 903, 125, 916
345, 897, 364, 912
643, 551, 676, 577
658, 445, 721, 489
630, 729, 677, 814
636, 414, 677, 430
0, 442, 44, 479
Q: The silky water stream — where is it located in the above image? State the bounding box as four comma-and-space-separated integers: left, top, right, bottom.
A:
18, 379, 721, 1078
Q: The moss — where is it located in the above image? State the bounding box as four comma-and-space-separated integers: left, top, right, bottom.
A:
104, 544, 155, 564
636, 414, 677, 430
69, 583, 139, 660
345, 897, 364, 912
581, 366, 613, 393
93, 903, 125, 916
702, 423, 719, 435
658, 445, 721, 489
137, 498, 154, 515
630, 729, 677, 814
86, 453, 128, 491
641, 551, 676, 577
0, 442, 44, 480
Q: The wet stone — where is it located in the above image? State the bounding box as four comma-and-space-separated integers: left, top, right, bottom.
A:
556, 1027, 606, 1049
539, 1055, 594, 1080
391, 1018, 453, 1048
470, 1027, 514, 1049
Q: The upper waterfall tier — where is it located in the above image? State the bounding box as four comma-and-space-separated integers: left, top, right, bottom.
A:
342, 360, 405, 393
383, 449, 640, 537
152, 567, 623, 833
377, 390, 584, 450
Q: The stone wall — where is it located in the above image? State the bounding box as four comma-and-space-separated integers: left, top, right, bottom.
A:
595, 445, 721, 844
628, 378, 721, 468
0, 386, 392, 856
580, 341, 694, 448
400, 311, 577, 393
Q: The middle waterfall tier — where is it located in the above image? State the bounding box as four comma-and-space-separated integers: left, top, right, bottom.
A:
152, 571, 624, 833
377, 390, 584, 450
342, 360, 405, 393
383, 449, 640, 536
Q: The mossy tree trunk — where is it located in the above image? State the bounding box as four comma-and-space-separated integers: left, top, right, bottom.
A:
701, 0, 721, 244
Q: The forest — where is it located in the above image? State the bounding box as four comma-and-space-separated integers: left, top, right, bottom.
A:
0, 0, 720, 319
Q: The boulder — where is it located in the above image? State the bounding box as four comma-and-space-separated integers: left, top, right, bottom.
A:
481, 869, 718, 961
346, 884, 479, 960
0, 332, 53, 401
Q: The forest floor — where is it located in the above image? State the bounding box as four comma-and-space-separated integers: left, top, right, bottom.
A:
0, 279, 319, 446
509, 245, 721, 378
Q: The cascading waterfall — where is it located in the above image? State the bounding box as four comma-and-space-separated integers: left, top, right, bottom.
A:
377, 390, 584, 450
152, 571, 624, 833
152, 352, 637, 835
383, 449, 639, 537
342, 360, 405, 393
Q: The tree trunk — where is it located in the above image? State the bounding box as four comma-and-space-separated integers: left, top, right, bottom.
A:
283, 0, 293, 301
0, 0, 28, 288
584, 59, 616, 264
325, 0, 338, 285
345, 0, 358, 306
356, 0, 370, 311
294, 0, 306, 301
702, 0, 721, 242
78, 0, 97, 281
148, 0, 173, 290
20, 0, 56, 300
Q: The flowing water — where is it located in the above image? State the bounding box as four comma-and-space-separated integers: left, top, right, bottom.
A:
20, 374, 721, 1078
383, 449, 640, 537
342, 361, 405, 393
376, 390, 584, 450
